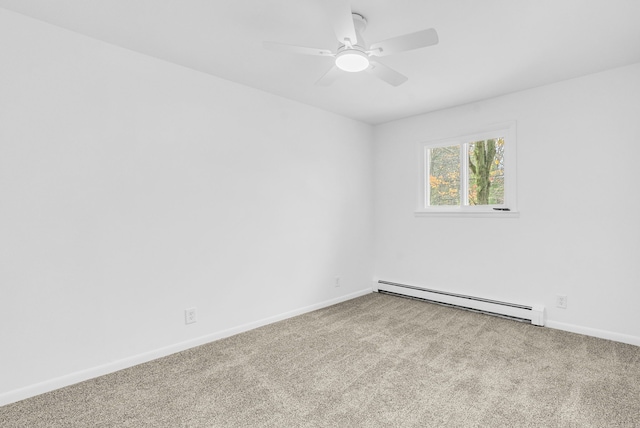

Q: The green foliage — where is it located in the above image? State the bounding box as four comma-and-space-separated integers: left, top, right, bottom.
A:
468, 138, 504, 205
429, 145, 459, 206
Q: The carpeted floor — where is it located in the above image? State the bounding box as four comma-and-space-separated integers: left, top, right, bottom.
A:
2, 292, 640, 427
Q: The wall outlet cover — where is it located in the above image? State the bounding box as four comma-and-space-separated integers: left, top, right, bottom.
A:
556, 295, 567, 309
185, 307, 197, 324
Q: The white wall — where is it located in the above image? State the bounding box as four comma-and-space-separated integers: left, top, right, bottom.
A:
374, 62, 640, 345
2, 5, 639, 408
0, 9, 373, 404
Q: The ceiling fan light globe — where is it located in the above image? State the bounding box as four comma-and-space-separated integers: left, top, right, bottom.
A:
335, 50, 369, 72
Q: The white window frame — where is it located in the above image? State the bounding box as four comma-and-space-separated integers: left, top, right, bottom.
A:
415, 121, 518, 217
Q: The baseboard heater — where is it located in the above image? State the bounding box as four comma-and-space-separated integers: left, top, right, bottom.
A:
375, 280, 545, 326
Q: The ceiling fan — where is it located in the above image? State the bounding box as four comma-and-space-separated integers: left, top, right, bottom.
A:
263, 3, 439, 86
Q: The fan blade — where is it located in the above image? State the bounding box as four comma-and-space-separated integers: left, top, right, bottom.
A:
369, 28, 439, 57
316, 65, 343, 86
327, 0, 357, 46
367, 61, 408, 86
263, 41, 334, 57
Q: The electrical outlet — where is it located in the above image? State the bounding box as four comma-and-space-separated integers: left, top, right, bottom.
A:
335, 277, 341, 287
556, 295, 567, 309
185, 307, 197, 324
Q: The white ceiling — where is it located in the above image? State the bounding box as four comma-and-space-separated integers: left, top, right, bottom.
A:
2, 0, 640, 124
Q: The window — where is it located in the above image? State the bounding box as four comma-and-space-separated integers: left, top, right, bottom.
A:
416, 122, 517, 216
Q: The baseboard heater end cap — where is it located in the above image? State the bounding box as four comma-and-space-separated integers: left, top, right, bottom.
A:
531, 305, 546, 326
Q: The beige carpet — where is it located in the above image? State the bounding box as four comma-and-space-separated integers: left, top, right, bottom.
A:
2, 292, 639, 427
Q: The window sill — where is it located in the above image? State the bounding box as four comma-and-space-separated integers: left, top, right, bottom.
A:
414, 210, 520, 218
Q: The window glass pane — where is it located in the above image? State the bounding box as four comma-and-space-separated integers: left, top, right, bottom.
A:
428, 145, 460, 206
467, 138, 504, 205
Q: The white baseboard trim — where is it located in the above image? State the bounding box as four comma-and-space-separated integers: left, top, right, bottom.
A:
0, 288, 372, 407
546, 320, 640, 347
